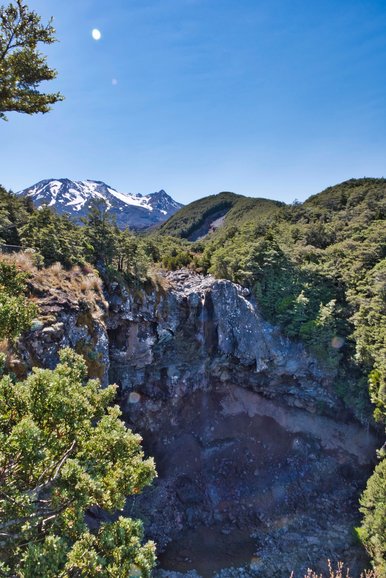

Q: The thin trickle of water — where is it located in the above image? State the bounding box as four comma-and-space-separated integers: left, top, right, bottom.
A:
198, 294, 206, 348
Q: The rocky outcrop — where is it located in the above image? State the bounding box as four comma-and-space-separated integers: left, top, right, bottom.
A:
108, 269, 340, 417
17, 268, 110, 382
18, 268, 379, 578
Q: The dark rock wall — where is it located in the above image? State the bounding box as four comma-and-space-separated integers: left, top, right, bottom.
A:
107, 270, 340, 416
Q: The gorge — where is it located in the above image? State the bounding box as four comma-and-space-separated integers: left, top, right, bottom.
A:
16, 266, 379, 578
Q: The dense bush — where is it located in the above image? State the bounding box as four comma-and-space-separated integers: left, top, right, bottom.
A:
0, 261, 37, 340
0, 348, 156, 577
358, 458, 386, 577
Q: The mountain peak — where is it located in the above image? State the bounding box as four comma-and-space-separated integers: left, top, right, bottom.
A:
17, 178, 183, 230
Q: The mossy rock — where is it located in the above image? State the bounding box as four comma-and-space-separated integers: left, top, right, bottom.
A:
75, 340, 105, 380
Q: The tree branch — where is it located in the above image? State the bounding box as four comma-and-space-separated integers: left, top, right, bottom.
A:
34, 439, 76, 493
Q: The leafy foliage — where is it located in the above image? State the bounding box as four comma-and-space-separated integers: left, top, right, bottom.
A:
0, 260, 36, 340
20, 206, 86, 267
82, 199, 153, 284
0, 348, 156, 577
351, 259, 386, 423
0, 195, 153, 283
0, 0, 63, 120
358, 458, 386, 576
0, 184, 33, 245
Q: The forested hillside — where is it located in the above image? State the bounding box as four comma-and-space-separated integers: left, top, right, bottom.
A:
1, 178, 385, 424
0, 177, 385, 574
154, 179, 386, 423
159, 191, 283, 240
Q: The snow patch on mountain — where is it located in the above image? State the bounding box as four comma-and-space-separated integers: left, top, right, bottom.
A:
17, 179, 183, 230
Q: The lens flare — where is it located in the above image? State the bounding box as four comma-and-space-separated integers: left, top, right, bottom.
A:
128, 392, 141, 404
250, 557, 261, 570
331, 336, 345, 349
128, 565, 141, 577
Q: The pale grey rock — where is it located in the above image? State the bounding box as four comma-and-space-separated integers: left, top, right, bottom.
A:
106, 269, 339, 414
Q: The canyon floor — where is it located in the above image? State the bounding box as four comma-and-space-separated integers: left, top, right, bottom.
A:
125, 385, 377, 577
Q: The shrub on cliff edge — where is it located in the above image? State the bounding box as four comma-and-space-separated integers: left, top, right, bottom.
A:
0, 348, 156, 577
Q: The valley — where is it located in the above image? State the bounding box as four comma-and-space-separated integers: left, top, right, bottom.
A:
1, 1, 385, 574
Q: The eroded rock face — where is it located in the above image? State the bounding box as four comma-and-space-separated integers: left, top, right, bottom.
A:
17, 279, 110, 383
19, 269, 379, 578
108, 270, 339, 416
136, 386, 376, 578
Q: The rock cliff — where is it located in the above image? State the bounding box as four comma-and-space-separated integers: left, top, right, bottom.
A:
18, 268, 379, 578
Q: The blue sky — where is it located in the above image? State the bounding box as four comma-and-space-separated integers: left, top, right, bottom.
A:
2, 0, 386, 204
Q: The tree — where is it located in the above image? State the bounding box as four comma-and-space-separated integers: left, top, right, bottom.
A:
0, 348, 157, 577
116, 229, 150, 282
0, 260, 37, 340
358, 458, 386, 576
352, 259, 386, 423
0, 0, 63, 120
20, 206, 85, 267
82, 200, 119, 268
0, 184, 33, 245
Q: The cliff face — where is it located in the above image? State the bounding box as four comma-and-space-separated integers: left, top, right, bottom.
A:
18, 269, 378, 578
108, 270, 339, 412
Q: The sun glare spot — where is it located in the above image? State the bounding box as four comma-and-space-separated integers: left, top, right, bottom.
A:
250, 557, 261, 571
91, 28, 101, 40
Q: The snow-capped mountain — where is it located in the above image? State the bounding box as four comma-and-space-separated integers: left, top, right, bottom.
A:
16, 179, 183, 230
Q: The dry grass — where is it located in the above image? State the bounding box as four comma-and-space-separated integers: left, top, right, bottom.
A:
0, 338, 12, 367
0, 250, 36, 272
148, 266, 172, 293
79, 272, 103, 294
0, 253, 107, 314
290, 561, 378, 578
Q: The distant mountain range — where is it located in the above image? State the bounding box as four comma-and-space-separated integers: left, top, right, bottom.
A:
16, 179, 183, 230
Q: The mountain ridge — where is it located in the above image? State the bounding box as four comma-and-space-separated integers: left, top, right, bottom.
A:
16, 178, 183, 230
157, 177, 386, 241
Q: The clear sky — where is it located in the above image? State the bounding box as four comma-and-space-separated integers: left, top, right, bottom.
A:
2, 0, 386, 204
